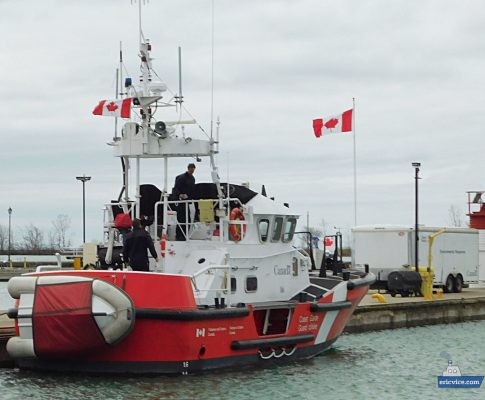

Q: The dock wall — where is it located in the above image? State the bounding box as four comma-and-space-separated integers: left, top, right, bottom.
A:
345, 296, 485, 333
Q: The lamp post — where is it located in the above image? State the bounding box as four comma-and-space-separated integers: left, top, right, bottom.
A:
7, 207, 12, 267
412, 162, 421, 273
76, 175, 91, 243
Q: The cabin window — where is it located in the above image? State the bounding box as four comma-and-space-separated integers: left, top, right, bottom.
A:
282, 217, 297, 242
271, 217, 284, 242
231, 277, 237, 293
245, 276, 257, 292
258, 218, 270, 242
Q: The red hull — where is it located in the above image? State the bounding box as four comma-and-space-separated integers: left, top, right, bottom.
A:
9, 270, 372, 374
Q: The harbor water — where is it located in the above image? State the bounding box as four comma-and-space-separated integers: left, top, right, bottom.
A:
1, 283, 484, 399
0, 282, 14, 311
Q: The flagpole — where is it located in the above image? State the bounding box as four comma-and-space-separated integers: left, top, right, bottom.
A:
352, 97, 357, 227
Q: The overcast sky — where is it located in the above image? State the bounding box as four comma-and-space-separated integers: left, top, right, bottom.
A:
1, 0, 484, 247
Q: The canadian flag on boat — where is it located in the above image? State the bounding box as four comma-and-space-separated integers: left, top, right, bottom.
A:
92, 98, 132, 119
313, 108, 353, 138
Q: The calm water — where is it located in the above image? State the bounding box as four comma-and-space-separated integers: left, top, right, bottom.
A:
1, 283, 484, 399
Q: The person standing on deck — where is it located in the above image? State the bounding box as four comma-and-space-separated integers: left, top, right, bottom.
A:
172, 163, 196, 240
123, 218, 159, 271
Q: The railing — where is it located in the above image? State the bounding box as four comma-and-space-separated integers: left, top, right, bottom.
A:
154, 197, 246, 242
103, 201, 136, 230
101, 196, 248, 268
59, 248, 83, 258
103, 196, 249, 242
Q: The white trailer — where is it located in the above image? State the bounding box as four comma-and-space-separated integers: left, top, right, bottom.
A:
351, 226, 479, 293
479, 231, 485, 282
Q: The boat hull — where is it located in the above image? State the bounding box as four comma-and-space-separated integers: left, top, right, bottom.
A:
6, 270, 373, 375
13, 338, 338, 375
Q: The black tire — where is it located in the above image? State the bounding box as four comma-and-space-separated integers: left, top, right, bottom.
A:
390, 291, 396, 297
453, 274, 464, 293
401, 291, 410, 298
443, 275, 454, 293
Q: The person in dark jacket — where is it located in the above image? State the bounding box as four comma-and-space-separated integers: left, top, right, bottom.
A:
172, 163, 196, 240
123, 218, 158, 271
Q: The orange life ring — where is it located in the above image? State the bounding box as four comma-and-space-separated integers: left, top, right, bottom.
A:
229, 208, 246, 242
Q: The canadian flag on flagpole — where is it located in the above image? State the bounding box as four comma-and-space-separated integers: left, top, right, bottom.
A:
312, 108, 353, 138
313, 100, 357, 227
92, 98, 132, 119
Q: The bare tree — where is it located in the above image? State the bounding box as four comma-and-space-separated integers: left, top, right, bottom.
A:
448, 205, 464, 227
49, 214, 72, 249
22, 224, 45, 251
0, 224, 7, 251
0, 225, 17, 252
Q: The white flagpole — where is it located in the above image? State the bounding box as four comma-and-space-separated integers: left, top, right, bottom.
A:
352, 97, 357, 227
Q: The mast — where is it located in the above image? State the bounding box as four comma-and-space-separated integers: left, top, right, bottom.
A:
108, 1, 214, 231
210, 0, 215, 140
176, 47, 183, 109
114, 68, 119, 140
114, 42, 123, 141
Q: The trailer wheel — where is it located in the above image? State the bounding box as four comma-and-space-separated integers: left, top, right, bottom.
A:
444, 275, 454, 293
453, 275, 463, 293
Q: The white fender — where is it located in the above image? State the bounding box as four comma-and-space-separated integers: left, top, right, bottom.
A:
8, 276, 37, 299
6, 337, 35, 359
92, 279, 134, 344
7, 275, 135, 360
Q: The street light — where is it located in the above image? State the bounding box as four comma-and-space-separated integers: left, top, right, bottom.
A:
8, 207, 12, 267
412, 162, 421, 273
76, 174, 91, 243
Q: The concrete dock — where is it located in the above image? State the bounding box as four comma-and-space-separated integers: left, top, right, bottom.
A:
344, 287, 485, 333
0, 268, 36, 282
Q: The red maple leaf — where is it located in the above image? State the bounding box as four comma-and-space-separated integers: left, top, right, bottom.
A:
324, 118, 339, 129
106, 101, 119, 112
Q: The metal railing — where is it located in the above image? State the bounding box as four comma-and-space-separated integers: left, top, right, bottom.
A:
154, 197, 245, 242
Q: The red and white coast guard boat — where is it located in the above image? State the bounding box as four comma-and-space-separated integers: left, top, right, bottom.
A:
6, 5, 375, 374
